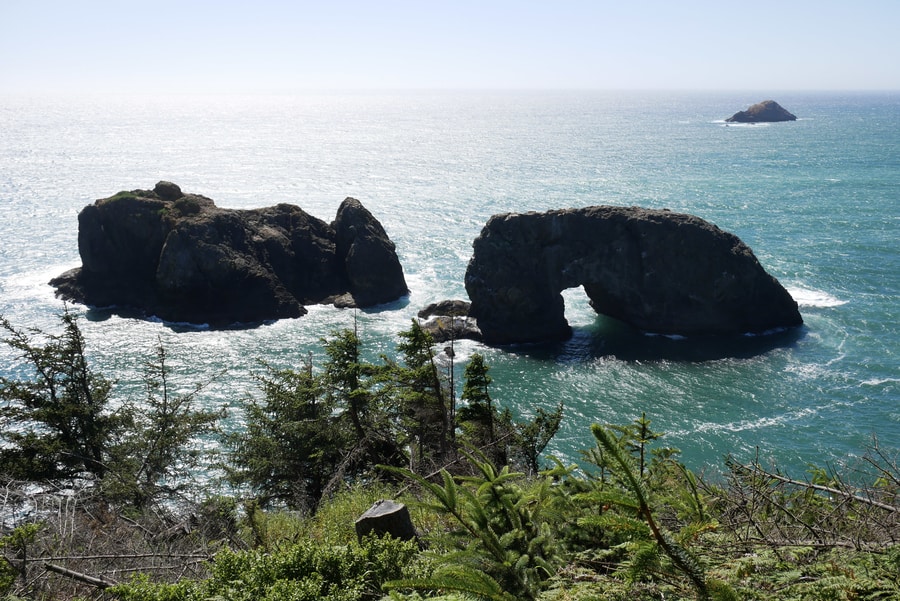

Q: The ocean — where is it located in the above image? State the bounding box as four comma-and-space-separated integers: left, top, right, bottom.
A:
1, 91, 897, 476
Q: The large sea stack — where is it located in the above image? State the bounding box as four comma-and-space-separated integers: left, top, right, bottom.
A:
464, 206, 802, 345
51, 182, 408, 325
726, 100, 797, 123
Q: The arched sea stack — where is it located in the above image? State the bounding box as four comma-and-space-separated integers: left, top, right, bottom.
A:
464, 206, 802, 345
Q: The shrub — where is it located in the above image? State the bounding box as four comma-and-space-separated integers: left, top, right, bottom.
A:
111, 534, 423, 601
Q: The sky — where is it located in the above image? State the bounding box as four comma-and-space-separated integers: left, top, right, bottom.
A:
2, 0, 898, 94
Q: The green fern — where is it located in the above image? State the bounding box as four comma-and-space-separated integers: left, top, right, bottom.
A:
385, 564, 517, 601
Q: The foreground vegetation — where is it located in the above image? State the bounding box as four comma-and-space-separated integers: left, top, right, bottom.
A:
1, 311, 897, 600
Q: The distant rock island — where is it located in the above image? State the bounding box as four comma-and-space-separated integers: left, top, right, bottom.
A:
460, 206, 802, 345
726, 100, 797, 123
51, 182, 408, 326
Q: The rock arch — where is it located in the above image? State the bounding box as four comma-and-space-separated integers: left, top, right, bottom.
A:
464, 206, 802, 345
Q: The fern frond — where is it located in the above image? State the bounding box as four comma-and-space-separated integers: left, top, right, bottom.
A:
442, 469, 458, 513
385, 564, 518, 601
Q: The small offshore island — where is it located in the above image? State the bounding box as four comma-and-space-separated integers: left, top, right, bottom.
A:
51, 182, 408, 326
726, 99, 797, 123
461, 206, 802, 344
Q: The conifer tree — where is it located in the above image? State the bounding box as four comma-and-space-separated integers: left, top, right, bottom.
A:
459, 353, 493, 434
456, 352, 563, 474
2, 310, 231, 510
322, 328, 368, 440
320, 327, 406, 487
513, 402, 564, 475
0, 309, 116, 480
226, 358, 345, 511
103, 341, 222, 509
387, 320, 452, 471
458, 352, 507, 465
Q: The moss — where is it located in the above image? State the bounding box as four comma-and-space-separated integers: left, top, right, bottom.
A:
98, 189, 153, 205
173, 196, 202, 215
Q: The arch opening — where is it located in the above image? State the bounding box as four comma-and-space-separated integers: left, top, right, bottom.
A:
560, 285, 596, 329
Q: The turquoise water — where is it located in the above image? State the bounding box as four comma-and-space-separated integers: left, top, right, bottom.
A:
1, 91, 897, 474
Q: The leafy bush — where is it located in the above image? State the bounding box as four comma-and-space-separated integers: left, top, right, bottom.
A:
0, 523, 40, 596
111, 534, 423, 601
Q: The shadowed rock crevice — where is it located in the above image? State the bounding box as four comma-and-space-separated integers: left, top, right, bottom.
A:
464, 206, 802, 345
51, 182, 408, 326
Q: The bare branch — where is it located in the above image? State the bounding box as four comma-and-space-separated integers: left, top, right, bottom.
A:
43, 562, 117, 589
739, 462, 899, 514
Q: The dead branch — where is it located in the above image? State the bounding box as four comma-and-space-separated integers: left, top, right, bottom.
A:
42, 552, 210, 561
43, 562, 117, 589
739, 462, 899, 514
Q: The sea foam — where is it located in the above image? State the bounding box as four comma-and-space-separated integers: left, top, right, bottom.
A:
787, 287, 848, 308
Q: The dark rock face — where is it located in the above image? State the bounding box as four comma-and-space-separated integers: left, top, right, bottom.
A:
419, 315, 483, 343
726, 100, 797, 123
417, 299, 472, 319
333, 197, 409, 307
51, 183, 408, 325
464, 206, 802, 345
417, 299, 482, 343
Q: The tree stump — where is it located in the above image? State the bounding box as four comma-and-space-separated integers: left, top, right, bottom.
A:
354, 499, 418, 544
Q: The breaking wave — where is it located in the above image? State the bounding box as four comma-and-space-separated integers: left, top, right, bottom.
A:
787, 286, 848, 308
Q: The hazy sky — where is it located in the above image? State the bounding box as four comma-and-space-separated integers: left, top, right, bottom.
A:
2, 0, 898, 93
